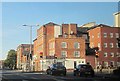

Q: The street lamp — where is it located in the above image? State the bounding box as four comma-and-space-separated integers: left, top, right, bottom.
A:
22, 24, 39, 72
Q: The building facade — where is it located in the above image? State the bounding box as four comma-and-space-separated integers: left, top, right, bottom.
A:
16, 44, 33, 71
33, 22, 86, 71
114, 12, 120, 27
87, 24, 120, 68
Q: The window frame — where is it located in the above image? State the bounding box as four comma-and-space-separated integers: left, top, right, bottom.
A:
74, 51, 80, 57
61, 51, 67, 58
103, 33, 107, 38
61, 42, 67, 48
104, 43, 107, 48
104, 52, 108, 57
74, 42, 80, 49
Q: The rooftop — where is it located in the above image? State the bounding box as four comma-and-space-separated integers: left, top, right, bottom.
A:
44, 22, 60, 26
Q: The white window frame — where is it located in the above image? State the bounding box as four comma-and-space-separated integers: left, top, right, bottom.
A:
104, 43, 107, 48
49, 50, 54, 56
98, 33, 100, 38
61, 51, 67, 58
110, 43, 114, 48
91, 42, 94, 48
116, 52, 120, 57
103, 33, 107, 38
103, 62, 108, 67
104, 52, 107, 57
74, 51, 80, 57
61, 42, 67, 48
115, 33, 119, 38
98, 43, 100, 49
74, 42, 80, 49
110, 52, 114, 57
116, 43, 119, 48
117, 62, 120, 67
110, 33, 113, 38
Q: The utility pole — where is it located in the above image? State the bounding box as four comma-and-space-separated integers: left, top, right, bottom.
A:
22, 24, 39, 72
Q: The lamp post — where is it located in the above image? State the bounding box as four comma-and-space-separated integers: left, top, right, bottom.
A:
22, 24, 39, 72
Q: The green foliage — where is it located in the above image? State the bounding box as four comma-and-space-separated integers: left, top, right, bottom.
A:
4, 49, 17, 69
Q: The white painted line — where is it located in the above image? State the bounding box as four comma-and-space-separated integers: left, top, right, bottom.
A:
22, 80, 28, 81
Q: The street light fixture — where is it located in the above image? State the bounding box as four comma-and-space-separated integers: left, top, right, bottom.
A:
22, 24, 39, 72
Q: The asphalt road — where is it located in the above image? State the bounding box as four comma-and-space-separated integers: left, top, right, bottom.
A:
1, 70, 120, 81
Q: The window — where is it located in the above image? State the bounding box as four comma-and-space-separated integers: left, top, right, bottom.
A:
63, 34, 67, 38
110, 33, 113, 38
61, 51, 67, 58
117, 62, 120, 67
49, 42, 55, 49
103, 33, 107, 38
49, 50, 55, 56
110, 61, 114, 67
116, 52, 120, 57
91, 42, 94, 48
104, 43, 107, 48
110, 43, 113, 48
74, 42, 80, 49
116, 43, 119, 48
74, 51, 80, 57
92, 35, 94, 38
98, 33, 100, 38
61, 42, 67, 48
25, 48, 29, 51
98, 43, 101, 51
82, 34, 88, 40
103, 62, 108, 67
115, 33, 119, 38
98, 43, 100, 49
104, 52, 107, 57
110, 52, 114, 57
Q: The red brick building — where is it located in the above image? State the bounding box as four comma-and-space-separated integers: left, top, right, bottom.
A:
16, 44, 33, 71
33, 22, 86, 71
87, 24, 120, 68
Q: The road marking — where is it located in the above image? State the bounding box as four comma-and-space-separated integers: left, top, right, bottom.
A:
22, 80, 28, 81
52, 78, 65, 81
22, 72, 45, 74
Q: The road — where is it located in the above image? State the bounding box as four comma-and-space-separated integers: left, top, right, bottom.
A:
1, 69, 120, 81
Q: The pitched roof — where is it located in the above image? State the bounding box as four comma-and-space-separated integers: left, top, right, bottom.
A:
87, 24, 112, 31
44, 22, 60, 26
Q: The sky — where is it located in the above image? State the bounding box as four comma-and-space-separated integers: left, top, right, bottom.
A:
1, 2, 119, 60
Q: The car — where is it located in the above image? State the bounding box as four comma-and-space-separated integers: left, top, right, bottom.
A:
46, 63, 66, 76
73, 64, 94, 77
113, 67, 120, 76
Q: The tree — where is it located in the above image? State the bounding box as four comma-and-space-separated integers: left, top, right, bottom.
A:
4, 49, 17, 69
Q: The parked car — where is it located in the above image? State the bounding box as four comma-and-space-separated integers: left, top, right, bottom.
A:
113, 67, 120, 76
73, 64, 94, 77
46, 63, 66, 76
